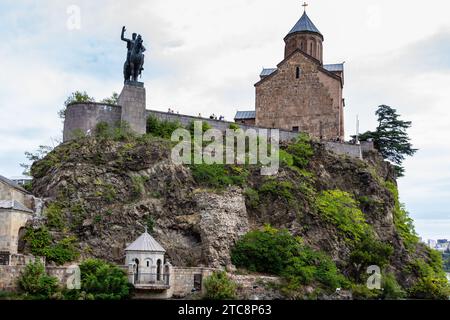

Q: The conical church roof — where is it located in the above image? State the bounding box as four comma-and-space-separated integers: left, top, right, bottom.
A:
287, 12, 323, 38
125, 230, 165, 253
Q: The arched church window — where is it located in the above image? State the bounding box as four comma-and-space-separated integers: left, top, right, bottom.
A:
296, 67, 301, 79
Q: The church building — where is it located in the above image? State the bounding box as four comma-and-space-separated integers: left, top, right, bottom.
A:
236, 7, 345, 141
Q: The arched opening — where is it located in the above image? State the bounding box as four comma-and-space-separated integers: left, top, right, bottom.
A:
17, 227, 27, 254
134, 258, 140, 283
157, 259, 162, 281
296, 67, 301, 79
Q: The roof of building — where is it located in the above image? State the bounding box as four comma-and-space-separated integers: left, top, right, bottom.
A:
323, 63, 344, 72
260, 68, 277, 77
287, 12, 323, 38
0, 174, 30, 194
234, 111, 256, 120
125, 231, 165, 253
0, 200, 33, 213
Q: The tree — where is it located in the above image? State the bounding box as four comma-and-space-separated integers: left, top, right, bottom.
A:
20, 145, 53, 176
78, 259, 131, 300
58, 91, 95, 119
101, 92, 119, 105
359, 105, 417, 176
19, 261, 59, 299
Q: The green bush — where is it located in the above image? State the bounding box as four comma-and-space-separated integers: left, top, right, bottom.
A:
384, 181, 419, 248
191, 164, 247, 188
382, 273, 406, 300
409, 276, 450, 300
146, 216, 155, 233
24, 228, 79, 265
44, 202, 64, 230
244, 188, 260, 209
147, 115, 183, 139
19, 261, 59, 299
203, 271, 236, 300
259, 180, 295, 203
349, 236, 394, 272
78, 259, 131, 300
231, 226, 346, 292
229, 123, 240, 130
187, 120, 212, 135
315, 190, 371, 244
407, 255, 450, 299
94, 121, 135, 142
285, 133, 314, 169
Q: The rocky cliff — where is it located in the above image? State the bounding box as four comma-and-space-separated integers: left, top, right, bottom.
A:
27, 130, 448, 299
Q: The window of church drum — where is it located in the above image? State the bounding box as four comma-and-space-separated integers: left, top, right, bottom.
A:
296, 67, 301, 79
292, 126, 299, 132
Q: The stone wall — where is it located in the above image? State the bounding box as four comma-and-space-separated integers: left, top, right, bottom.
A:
63, 102, 122, 141
324, 141, 362, 159
229, 274, 282, 300
146, 110, 299, 142
171, 267, 216, 298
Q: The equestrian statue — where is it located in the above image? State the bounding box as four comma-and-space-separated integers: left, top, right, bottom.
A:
121, 26, 146, 83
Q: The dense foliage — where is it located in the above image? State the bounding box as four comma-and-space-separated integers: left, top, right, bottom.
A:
19, 261, 59, 299
315, 190, 371, 244
384, 181, 419, 249
24, 227, 79, 265
76, 259, 131, 300
191, 164, 248, 188
231, 226, 346, 293
406, 253, 450, 299
147, 115, 183, 139
359, 105, 417, 176
203, 271, 237, 300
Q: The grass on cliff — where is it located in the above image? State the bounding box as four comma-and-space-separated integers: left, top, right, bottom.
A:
315, 190, 372, 244
384, 181, 419, 249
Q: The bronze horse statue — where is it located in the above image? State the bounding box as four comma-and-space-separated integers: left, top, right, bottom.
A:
121, 26, 146, 83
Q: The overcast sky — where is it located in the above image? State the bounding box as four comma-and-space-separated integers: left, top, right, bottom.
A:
0, 0, 449, 240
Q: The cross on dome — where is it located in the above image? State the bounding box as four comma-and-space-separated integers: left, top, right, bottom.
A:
302, 2, 308, 12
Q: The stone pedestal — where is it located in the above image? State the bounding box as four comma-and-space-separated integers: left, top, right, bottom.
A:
118, 83, 147, 135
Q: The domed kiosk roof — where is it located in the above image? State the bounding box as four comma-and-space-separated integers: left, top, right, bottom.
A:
287, 12, 323, 37
125, 229, 165, 253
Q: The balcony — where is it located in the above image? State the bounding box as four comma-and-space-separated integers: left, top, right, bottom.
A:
132, 273, 170, 290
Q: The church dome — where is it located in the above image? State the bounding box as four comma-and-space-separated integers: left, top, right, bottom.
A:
286, 12, 323, 40
284, 11, 324, 63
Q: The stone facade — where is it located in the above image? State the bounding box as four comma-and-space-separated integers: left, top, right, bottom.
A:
255, 50, 344, 141
63, 102, 121, 141
63, 84, 146, 142
0, 209, 32, 254
119, 84, 147, 135
254, 11, 345, 141
0, 176, 37, 256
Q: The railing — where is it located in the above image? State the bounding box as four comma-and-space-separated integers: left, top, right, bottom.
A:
133, 273, 170, 286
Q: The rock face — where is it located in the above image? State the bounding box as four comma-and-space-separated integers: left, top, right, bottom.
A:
28, 134, 433, 293
196, 188, 249, 268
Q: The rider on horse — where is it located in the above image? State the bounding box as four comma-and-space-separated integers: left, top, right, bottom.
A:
121, 26, 146, 82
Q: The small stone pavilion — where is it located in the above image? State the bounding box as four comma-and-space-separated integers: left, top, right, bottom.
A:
125, 228, 172, 291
